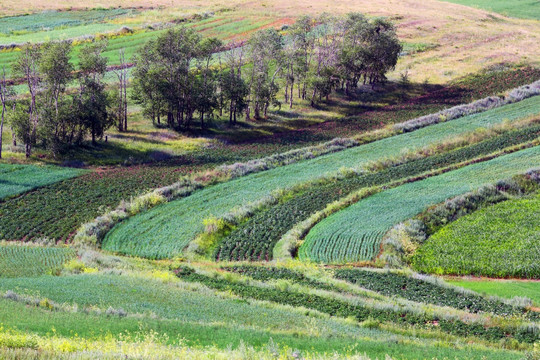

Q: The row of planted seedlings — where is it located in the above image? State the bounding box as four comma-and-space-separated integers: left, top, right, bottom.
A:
174, 265, 540, 346
222, 265, 539, 320
213, 122, 540, 262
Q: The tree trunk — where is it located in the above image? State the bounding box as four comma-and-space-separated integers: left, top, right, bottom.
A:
0, 106, 4, 159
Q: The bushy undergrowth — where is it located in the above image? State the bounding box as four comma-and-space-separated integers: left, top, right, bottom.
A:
176, 267, 540, 344
216, 125, 540, 261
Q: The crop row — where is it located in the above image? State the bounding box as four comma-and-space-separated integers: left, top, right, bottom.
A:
0, 245, 75, 277
412, 193, 540, 278
105, 96, 540, 259
0, 9, 137, 35
216, 124, 540, 261
333, 268, 538, 319
176, 267, 539, 344
300, 145, 540, 263
0, 164, 86, 200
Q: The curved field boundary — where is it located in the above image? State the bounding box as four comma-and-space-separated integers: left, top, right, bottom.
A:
102, 96, 540, 259
0, 164, 87, 200
412, 193, 540, 278
300, 145, 540, 263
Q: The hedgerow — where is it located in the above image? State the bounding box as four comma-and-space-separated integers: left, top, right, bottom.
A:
175, 267, 540, 344
393, 80, 540, 132
216, 124, 540, 261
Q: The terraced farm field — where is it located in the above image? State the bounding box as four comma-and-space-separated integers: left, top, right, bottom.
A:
300, 145, 540, 263
0, 244, 75, 277
216, 124, 540, 261
413, 193, 540, 278
103, 96, 540, 259
0, 164, 86, 200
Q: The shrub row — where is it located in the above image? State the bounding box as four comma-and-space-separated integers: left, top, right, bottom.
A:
175, 267, 539, 344
215, 125, 540, 261
394, 80, 540, 132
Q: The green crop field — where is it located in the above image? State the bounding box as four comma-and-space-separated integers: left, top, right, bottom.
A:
412, 193, 540, 278
447, 279, 540, 307
0, 164, 86, 200
441, 0, 540, 20
0, 244, 75, 277
216, 125, 540, 262
103, 96, 540, 259
300, 145, 540, 263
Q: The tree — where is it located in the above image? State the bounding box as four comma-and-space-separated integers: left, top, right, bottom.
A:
131, 40, 166, 126
77, 41, 112, 145
112, 49, 129, 132
0, 67, 14, 159
285, 15, 315, 108
39, 41, 73, 147
12, 44, 41, 157
246, 29, 283, 119
195, 37, 222, 128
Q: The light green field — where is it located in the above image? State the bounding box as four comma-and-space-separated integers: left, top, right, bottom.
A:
413, 194, 540, 278
0, 244, 75, 277
0, 164, 86, 200
0, 273, 524, 359
103, 96, 540, 259
448, 279, 540, 306
300, 146, 540, 263
440, 0, 540, 20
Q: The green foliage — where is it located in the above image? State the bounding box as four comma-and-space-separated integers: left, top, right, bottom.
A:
0, 163, 85, 200
176, 267, 540, 344
413, 193, 540, 278
104, 96, 540, 259
300, 145, 540, 263
216, 125, 540, 261
223, 265, 336, 291
0, 244, 75, 277
333, 269, 537, 319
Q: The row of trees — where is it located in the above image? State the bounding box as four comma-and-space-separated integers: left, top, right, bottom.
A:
0, 12, 400, 158
133, 12, 402, 129
0, 40, 128, 158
